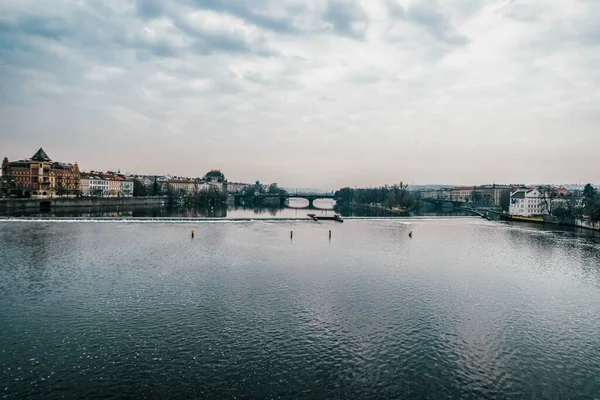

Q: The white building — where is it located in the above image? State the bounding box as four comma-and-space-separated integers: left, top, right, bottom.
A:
80, 173, 109, 197
509, 188, 547, 217
91, 175, 109, 197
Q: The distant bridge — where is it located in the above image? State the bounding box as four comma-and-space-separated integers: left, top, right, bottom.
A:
233, 192, 336, 209
283, 192, 336, 208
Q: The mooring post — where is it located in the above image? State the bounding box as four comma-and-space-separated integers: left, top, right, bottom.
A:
191, 230, 195, 239
329, 229, 331, 240
290, 230, 293, 240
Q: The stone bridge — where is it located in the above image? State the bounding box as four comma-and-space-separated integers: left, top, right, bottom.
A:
283, 192, 336, 208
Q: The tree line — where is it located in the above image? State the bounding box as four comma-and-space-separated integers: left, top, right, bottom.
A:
335, 183, 417, 210
552, 184, 600, 221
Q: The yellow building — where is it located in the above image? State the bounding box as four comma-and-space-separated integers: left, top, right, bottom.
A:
107, 176, 121, 197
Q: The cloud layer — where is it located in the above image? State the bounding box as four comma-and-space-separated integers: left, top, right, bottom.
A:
1, 0, 599, 187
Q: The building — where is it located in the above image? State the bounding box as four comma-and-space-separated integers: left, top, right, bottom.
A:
119, 177, 134, 197
80, 173, 109, 197
208, 180, 226, 193
509, 188, 548, 217
165, 179, 197, 195
449, 186, 474, 202
2, 148, 80, 198
205, 170, 225, 183
80, 173, 90, 196
420, 189, 450, 200
106, 174, 121, 197
80, 172, 132, 197
227, 182, 249, 193
473, 184, 512, 206
100, 172, 133, 197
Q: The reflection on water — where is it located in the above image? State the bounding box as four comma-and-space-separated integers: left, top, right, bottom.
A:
1, 219, 600, 398
0, 198, 476, 220
0, 198, 338, 219
0, 205, 332, 219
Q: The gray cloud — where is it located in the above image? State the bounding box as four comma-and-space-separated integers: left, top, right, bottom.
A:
1, 0, 599, 187
323, 1, 369, 39
136, 0, 164, 19
189, 0, 304, 34
385, 0, 468, 46
405, 0, 468, 45
170, 14, 275, 56
137, 0, 371, 40
0, 15, 72, 41
385, 0, 405, 18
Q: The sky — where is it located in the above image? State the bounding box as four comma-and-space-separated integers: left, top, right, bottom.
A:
0, 0, 599, 189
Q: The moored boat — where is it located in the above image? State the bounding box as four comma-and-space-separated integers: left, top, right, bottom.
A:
307, 213, 343, 223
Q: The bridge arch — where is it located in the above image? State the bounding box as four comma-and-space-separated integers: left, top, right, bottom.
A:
286, 196, 336, 209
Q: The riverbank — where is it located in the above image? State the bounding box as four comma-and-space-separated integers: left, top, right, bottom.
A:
0, 196, 167, 210
506, 214, 600, 231
543, 215, 600, 231
357, 203, 410, 215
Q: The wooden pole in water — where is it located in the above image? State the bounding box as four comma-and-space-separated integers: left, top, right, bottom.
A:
329, 229, 331, 240
191, 230, 195, 239
290, 230, 293, 240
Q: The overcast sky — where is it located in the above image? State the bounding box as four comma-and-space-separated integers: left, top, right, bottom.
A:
1, 0, 598, 188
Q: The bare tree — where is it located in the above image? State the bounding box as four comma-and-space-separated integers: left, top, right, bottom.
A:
539, 189, 556, 216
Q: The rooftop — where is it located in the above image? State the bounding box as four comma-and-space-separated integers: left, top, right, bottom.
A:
31, 148, 51, 162
165, 179, 196, 184
511, 190, 527, 199
453, 186, 475, 190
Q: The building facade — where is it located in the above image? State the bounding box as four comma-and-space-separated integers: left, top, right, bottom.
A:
2, 148, 80, 198
208, 181, 226, 193
165, 179, 197, 194
510, 189, 547, 217
81, 172, 133, 197
421, 189, 445, 200
227, 182, 249, 193
81, 174, 109, 197
80, 173, 90, 196
119, 178, 134, 197
108, 177, 121, 197
473, 185, 512, 206
449, 186, 474, 202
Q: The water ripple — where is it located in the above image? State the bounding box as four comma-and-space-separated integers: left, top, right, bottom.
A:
1, 220, 600, 398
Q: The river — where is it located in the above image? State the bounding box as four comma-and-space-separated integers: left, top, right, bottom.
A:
1, 218, 600, 398
0, 198, 471, 219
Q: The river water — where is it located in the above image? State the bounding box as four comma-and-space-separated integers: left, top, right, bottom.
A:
0, 198, 467, 219
1, 218, 600, 398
